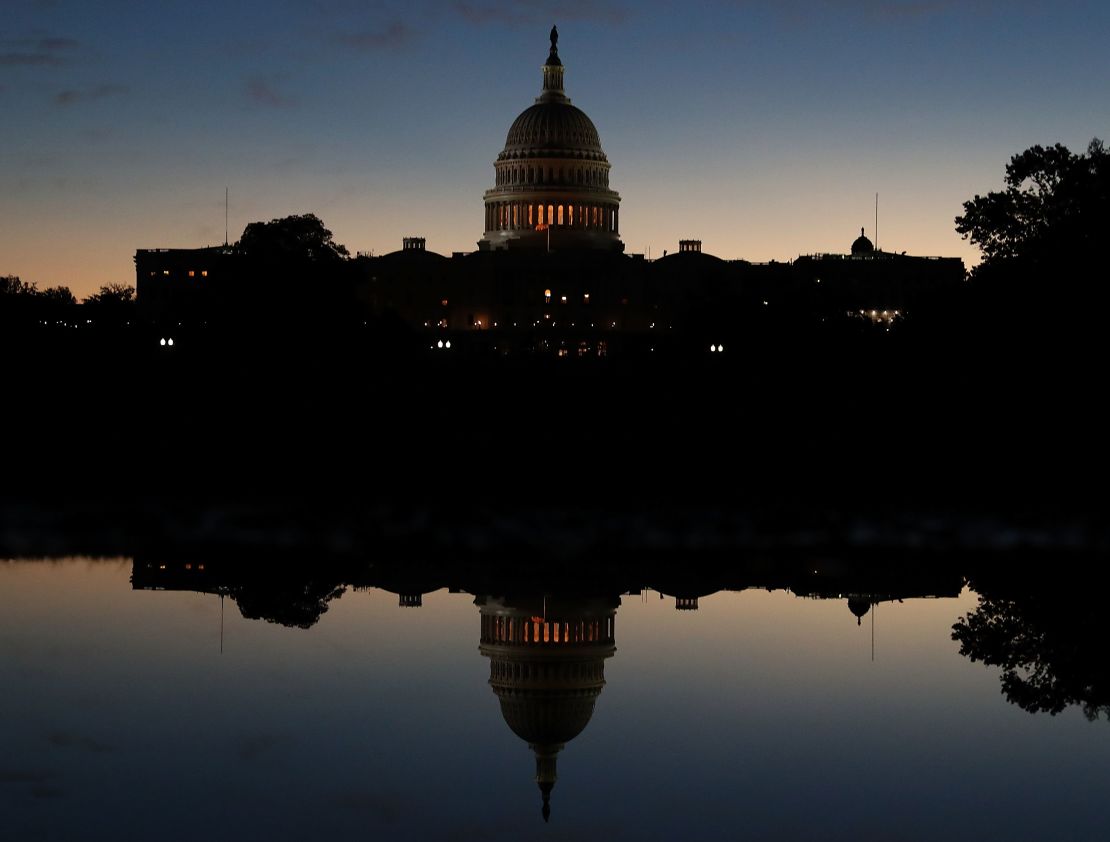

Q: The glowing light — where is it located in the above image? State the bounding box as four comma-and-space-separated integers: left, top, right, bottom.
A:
445, 341, 452, 349
159, 338, 166, 346
710, 344, 717, 352
437, 340, 444, 348
167, 338, 174, 346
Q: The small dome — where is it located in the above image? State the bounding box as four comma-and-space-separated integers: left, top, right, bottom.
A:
851, 227, 875, 255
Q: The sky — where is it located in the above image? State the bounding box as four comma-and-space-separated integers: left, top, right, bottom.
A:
2, 0, 1108, 299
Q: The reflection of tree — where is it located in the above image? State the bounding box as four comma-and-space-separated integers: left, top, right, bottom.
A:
231, 580, 347, 629
953, 577, 1110, 720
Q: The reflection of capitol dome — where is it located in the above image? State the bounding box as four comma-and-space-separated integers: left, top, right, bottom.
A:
479, 27, 623, 252
848, 596, 873, 625
477, 594, 618, 822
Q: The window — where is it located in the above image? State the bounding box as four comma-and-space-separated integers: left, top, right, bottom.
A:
544, 289, 551, 303
188, 270, 195, 278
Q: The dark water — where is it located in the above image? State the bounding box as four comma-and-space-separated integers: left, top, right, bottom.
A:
2, 558, 1108, 841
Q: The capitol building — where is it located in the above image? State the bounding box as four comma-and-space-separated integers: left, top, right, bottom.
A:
134, 27, 965, 352
479, 27, 622, 253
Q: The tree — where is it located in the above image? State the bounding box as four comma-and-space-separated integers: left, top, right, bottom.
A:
1, 275, 37, 297
956, 139, 1109, 268
237, 213, 350, 263
40, 286, 76, 306
953, 574, 1110, 721
84, 283, 135, 305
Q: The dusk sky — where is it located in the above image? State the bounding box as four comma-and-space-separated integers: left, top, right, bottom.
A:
3, 0, 1107, 298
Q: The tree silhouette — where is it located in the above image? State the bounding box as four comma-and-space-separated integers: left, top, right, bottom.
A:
231, 580, 347, 629
956, 139, 1108, 269
84, 283, 135, 304
40, 286, 76, 306
237, 213, 350, 263
953, 574, 1110, 720
1, 275, 37, 297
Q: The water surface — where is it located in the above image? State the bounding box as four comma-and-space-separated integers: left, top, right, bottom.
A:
2, 558, 1107, 840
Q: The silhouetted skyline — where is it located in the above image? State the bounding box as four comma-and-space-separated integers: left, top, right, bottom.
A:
3, 1, 1108, 297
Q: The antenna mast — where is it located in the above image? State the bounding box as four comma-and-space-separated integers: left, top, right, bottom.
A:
874, 193, 878, 252
225, 187, 229, 247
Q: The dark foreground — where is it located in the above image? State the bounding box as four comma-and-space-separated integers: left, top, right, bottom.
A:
4, 320, 1108, 559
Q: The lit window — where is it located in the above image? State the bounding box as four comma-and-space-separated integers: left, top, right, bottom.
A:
441, 299, 449, 307
201, 270, 208, 277
558, 205, 564, 225
188, 270, 195, 277
560, 295, 567, 304
162, 270, 170, 276
583, 293, 590, 303
544, 289, 551, 303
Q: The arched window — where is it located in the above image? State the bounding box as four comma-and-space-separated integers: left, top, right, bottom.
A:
547, 204, 554, 226
558, 205, 564, 225
568, 205, 574, 226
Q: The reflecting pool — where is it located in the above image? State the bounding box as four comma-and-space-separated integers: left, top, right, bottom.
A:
2, 558, 1108, 840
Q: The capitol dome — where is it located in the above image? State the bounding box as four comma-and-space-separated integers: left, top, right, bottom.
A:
479, 27, 623, 252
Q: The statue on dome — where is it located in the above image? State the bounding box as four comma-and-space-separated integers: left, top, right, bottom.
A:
550, 25, 558, 52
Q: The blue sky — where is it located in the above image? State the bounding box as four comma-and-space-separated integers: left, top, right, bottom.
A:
3, 0, 1107, 297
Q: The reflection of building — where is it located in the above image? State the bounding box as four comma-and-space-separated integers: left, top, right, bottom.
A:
477, 594, 618, 821
479, 27, 621, 253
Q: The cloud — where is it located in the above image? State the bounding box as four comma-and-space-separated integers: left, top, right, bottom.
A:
0, 34, 79, 67
0, 52, 65, 66
732, 0, 1000, 22
336, 21, 414, 50
0, 769, 54, 784
46, 731, 112, 753
36, 36, 80, 51
54, 83, 128, 106
235, 733, 289, 762
247, 77, 297, 107
452, 0, 628, 27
